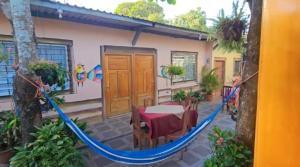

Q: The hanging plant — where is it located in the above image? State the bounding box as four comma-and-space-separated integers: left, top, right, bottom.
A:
210, 0, 248, 53
167, 65, 184, 76
28, 60, 66, 88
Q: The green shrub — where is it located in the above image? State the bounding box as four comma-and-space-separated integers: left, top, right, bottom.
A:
0, 111, 21, 151
173, 90, 186, 103
204, 126, 252, 167
188, 91, 205, 101
200, 67, 220, 95
10, 119, 87, 167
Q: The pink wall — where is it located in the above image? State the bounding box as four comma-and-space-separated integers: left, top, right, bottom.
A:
0, 14, 212, 105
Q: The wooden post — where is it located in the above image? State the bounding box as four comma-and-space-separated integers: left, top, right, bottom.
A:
254, 0, 300, 166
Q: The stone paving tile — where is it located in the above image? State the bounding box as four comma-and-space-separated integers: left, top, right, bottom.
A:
192, 144, 211, 157
106, 138, 127, 148
101, 130, 120, 140
181, 151, 200, 166
83, 98, 236, 167
96, 125, 112, 132
159, 160, 181, 167
95, 156, 115, 167
111, 122, 127, 129
117, 126, 132, 134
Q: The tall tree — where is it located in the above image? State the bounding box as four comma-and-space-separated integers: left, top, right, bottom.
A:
210, 0, 262, 151
171, 7, 207, 31
0, 0, 42, 144
115, 0, 165, 23
236, 0, 262, 150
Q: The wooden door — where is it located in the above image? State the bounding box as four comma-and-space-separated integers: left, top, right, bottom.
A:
133, 54, 155, 107
214, 60, 225, 85
104, 54, 132, 117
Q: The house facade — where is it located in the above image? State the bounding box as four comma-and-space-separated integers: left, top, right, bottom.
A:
0, 0, 213, 119
212, 48, 242, 86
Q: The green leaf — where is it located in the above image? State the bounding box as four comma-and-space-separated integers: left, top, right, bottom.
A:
236, 153, 245, 159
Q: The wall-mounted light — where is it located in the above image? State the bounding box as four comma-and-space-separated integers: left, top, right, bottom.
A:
57, 9, 63, 19
198, 34, 202, 40
206, 58, 210, 64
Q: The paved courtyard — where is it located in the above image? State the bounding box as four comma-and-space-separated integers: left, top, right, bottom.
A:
81, 99, 235, 167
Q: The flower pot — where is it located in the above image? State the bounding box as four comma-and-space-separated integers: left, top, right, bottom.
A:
0, 148, 14, 165
206, 94, 213, 101
222, 19, 245, 41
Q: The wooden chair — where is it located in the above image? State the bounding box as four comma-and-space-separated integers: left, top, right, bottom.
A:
188, 97, 199, 130
165, 102, 191, 142
143, 96, 153, 107
190, 97, 199, 111
165, 102, 191, 159
222, 86, 233, 111
132, 106, 153, 149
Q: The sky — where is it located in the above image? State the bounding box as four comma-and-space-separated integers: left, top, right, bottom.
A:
57, 0, 249, 25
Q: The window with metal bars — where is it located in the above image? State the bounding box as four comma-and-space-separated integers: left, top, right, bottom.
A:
234, 60, 242, 75
0, 41, 70, 97
171, 51, 197, 83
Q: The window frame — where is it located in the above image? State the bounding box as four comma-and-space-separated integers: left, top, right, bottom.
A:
0, 36, 74, 98
233, 59, 242, 76
171, 51, 198, 84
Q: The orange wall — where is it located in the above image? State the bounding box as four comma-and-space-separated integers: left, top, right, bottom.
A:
254, 0, 300, 166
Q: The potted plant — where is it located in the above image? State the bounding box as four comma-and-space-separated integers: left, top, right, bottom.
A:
28, 60, 66, 89
188, 91, 205, 102
0, 111, 21, 164
200, 67, 220, 101
167, 65, 184, 82
172, 90, 186, 104
210, 0, 248, 53
167, 65, 184, 76
28, 61, 66, 112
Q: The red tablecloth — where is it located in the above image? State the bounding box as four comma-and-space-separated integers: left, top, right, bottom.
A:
138, 103, 198, 139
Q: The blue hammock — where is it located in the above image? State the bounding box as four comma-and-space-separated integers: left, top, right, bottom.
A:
44, 87, 238, 165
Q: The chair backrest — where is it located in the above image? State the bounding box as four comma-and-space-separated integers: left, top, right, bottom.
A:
222, 86, 233, 101
190, 97, 199, 111
182, 96, 192, 107
143, 96, 153, 107
180, 102, 192, 134
131, 106, 141, 131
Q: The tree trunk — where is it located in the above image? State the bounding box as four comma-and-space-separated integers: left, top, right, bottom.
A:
236, 0, 263, 151
0, 0, 42, 144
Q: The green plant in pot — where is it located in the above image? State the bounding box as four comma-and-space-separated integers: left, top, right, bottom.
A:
28, 60, 66, 89
167, 65, 184, 81
173, 90, 186, 104
200, 67, 220, 101
167, 65, 184, 76
28, 60, 66, 111
210, 0, 248, 53
188, 91, 205, 102
0, 111, 21, 164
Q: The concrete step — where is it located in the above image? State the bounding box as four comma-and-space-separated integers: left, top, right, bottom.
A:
43, 103, 101, 118
43, 100, 103, 125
